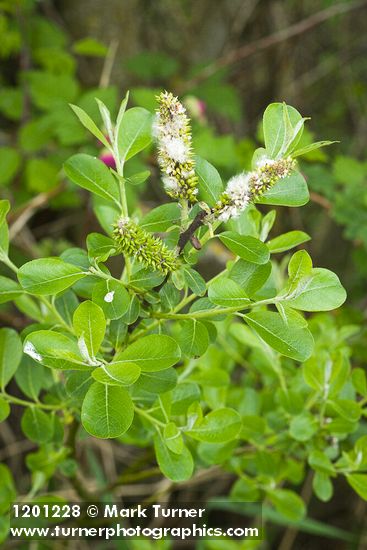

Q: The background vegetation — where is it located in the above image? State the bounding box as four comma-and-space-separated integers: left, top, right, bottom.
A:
1, 0, 367, 548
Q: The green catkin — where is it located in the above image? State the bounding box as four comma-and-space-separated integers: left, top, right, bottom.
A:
113, 217, 179, 274
155, 91, 199, 204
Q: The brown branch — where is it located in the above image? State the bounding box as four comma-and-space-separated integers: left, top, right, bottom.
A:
64, 419, 96, 501
278, 470, 314, 550
9, 183, 65, 240
178, 209, 208, 253
310, 191, 331, 210
182, 0, 367, 90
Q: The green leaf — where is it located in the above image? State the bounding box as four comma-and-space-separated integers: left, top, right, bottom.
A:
287, 250, 313, 289
129, 268, 164, 290
115, 91, 129, 140
208, 277, 250, 308
0, 199, 10, 227
292, 141, 337, 158
86, 233, 117, 262
267, 489, 306, 522
117, 107, 152, 162
186, 408, 242, 443
289, 413, 317, 441
92, 279, 130, 320
229, 260, 271, 296
177, 320, 209, 357
346, 474, 367, 501
124, 170, 150, 186
219, 232, 269, 264
164, 422, 184, 455
0, 200, 10, 256
171, 382, 201, 415
0, 397, 10, 423
72, 37, 108, 57
92, 195, 120, 236
267, 231, 310, 253
135, 368, 177, 394
352, 368, 367, 396
93, 98, 113, 141
27, 71, 79, 111
25, 158, 59, 193
24, 331, 90, 371
0, 328, 22, 390
0, 463, 16, 515
115, 334, 181, 372
263, 102, 304, 158
64, 153, 120, 207
18, 258, 86, 295
160, 282, 181, 311
330, 399, 361, 423
119, 295, 140, 325
139, 203, 181, 232
308, 451, 335, 475
0, 147, 21, 186
154, 433, 193, 481
0, 276, 23, 304
73, 300, 106, 359
65, 372, 92, 401
81, 382, 134, 438
69, 104, 110, 149
191, 367, 229, 388
183, 267, 206, 296
92, 361, 141, 386
195, 156, 223, 206
303, 351, 349, 397
257, 171, 309, 207
313, 472, 333, 502
0, 87, 23, 121
21, 408, 53, 444
284, 268, 347, 312
15, 356, 51, 401
244, 310, 314, 361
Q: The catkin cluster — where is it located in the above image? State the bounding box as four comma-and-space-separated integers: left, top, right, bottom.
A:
113, 217, 179, 274
213, 157, 295, 222
155, 91, 198, 204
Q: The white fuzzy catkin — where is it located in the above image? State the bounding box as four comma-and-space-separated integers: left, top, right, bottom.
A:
214, 157, 295, 222
155, 91, 199, 203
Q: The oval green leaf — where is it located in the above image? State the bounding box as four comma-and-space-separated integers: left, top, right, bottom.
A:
81, 382, 134, 438
244, 310, 314, 361
92, 361, 141, 386
0, 328, 22, 389
115, 334, 181, 372
64, 153, 120, 206
219, 232, 269, 264
18, 258, 86, 295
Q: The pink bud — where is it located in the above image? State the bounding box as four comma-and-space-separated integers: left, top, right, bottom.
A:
100, 152, 116, 170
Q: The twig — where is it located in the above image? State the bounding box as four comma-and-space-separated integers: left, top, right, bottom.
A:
310, 191, 331, 210
178, 209, 208, 253
9, 183, 65, 240
99, 39, 119, 89
278, 470, 314, 550
182, 0, 367, 90
0, 439, 35, 461
64, 419, 97, 501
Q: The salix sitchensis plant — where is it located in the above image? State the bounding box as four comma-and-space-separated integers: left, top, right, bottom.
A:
3, 94, 367, 545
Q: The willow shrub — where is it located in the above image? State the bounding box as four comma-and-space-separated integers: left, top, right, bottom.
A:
1, 93, 366, 537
